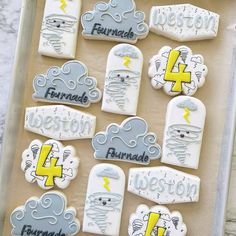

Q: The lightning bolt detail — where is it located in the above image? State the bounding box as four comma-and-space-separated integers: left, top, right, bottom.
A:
183, 107, 190, 123
60, 0, 67, 13
123, 56, 131, 68
103, 177, 110, 192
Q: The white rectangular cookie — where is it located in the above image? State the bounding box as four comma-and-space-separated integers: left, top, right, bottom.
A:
38, 0, 81, 59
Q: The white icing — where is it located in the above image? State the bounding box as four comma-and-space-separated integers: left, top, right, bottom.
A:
24, 105, 96, 140
161, 96, 206, 169
149, 4, 220, 42
38, 0, 81, 59
102, 44, 143, 115
128, 166, 200, 204
83, 163, 125, 236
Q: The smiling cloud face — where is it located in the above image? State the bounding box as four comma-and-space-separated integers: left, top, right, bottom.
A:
10, 191, 80, 236
92, 117, 161, 165
81, 0, 149, 43
33, 60, 102, 107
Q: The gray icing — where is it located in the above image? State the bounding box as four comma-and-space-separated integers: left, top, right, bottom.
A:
177, 98, 198, 111
81, 0, 149, 43
92, 117, 161, 165
166, 124, 202, 164
114, 45, 139, 58
96, 167, 120, 179
85, 192, 122, 234
10, 191, 80, 236
41, 14, 78, 54
33, 60, 102, 107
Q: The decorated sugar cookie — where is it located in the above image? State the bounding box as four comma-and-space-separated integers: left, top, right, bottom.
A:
149, 4, 220, 42
83, 163, 125, 235
161, 96, 206, 169
81, 0, 149, 43
128, 204, 187, 236
21, 139, 79, 189
102, 44, 143, 115
24, 105, 96, 140
128, 166, 200, 204
33, 60, 102, 107
148, 46, 208, 96
38, 0, 81, 59
10, 191, 80, 236
92, 117, 161, 165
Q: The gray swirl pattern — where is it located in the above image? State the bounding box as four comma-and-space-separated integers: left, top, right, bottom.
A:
92, 117, 161, 165
10, 192, 80, 235
33, 60, 102, 107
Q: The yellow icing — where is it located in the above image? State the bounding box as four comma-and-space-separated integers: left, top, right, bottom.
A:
145, 212, 161, 236
165, 50, 191, 92
183, 107, 191, 123
60, 0, 67, 13
123, 56, 131, 67
103, 176, 110, 192
35, 145, 62, 187
157, 227, 166, 236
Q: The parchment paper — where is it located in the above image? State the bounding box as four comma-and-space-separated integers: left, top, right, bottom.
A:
1, 0, 236, 235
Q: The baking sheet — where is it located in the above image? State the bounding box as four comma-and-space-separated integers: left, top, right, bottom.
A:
0, 0, 236, 235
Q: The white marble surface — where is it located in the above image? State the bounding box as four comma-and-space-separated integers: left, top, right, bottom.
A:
0, 0, 235, 235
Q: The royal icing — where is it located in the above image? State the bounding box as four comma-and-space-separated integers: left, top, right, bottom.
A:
83, 163, 125, 236
81, 0, 149, 43
33, 60, 102, 107
38, 0, 81, 59
128, 204, 187, 236
92, 117, 161, 165
102, 44, 143, 115
149, 4, 220, 42
21, 139, 79, 190
10, 191, 80, 236
148, 45, 208, 96
24, 105, 96, 140
128, 166, 200, 204
161, 96, 206, 169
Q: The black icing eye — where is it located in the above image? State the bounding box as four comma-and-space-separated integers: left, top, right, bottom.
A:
186, 131, 190, 134
62, 21, 65, 24
108, 198, 111, 202
177, 130, 180, 133
126, 75, 129, 78
117, 74, 120, 77
53, 20, 56, 23
99, 198, 102, 201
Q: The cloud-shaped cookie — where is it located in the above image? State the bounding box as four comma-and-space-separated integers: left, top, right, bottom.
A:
92, 117, 161, 165
128, 204, 187, 236
81, 0, 149, 43
33, 60, 102, 107
21, 139, 79, 189
10, 191, 80, 236
177, 98, 198, 111
149, 46, 208, 96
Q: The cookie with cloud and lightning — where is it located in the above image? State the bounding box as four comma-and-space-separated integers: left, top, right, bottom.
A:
21, 139, 79, 190
128, 204, 187, 236
148, 46, 208, 96
83, 163, 125, 236
92, 117, 162, 165
10, 191, 80, 236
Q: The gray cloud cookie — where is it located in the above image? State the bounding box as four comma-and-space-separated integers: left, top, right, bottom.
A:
33, 60, 102, 107
10, 191, 80, 236
92, 117, 161, 165
81, 0, 149, 43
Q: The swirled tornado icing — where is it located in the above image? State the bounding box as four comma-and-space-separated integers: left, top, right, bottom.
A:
33, 60, 102, 107
92, 117, 161, 165
10, 191, 80, 236
81, 0, 149, 43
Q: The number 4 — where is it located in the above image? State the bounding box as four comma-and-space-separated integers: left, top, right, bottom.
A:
35, 144, 62, 187
164, 50, 191, 92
